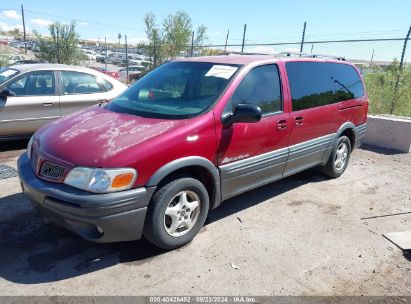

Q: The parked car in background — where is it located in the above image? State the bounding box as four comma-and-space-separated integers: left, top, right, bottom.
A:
110, 55, 124, 66
0, 64, 127, 140
118, 65, 146, 83
129, 59, 151, 69
96, 53, 106, 63
13, 60, 48, 65
82, 49, 97, 60
17, 54, 368, 249
90, 67, 120, 81
0, 54, 26, 66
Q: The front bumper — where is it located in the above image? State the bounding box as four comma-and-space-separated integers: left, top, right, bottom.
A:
17, 152, 156, 243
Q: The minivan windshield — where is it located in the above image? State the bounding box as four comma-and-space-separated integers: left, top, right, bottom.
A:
0, 68, 19, 85
107, 61, 240, 119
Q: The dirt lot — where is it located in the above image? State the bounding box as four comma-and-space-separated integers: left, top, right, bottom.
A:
0, 142, 410, 296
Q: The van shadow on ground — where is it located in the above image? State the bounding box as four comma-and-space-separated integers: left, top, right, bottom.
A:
0, 168, 326, 285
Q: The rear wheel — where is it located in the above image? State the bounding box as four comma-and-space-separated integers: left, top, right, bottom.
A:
143, 177, 209, 250
321, 135, 351, 178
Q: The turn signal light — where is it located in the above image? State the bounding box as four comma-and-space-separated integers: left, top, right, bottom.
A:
112, 173, 135, 188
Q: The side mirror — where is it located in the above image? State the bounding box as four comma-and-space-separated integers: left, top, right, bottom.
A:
0, 89, 15, 101
222, 104, 262, 125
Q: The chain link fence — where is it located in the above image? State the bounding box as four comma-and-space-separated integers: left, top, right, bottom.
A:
100, 37, 411, 117
199, 38, 411, 117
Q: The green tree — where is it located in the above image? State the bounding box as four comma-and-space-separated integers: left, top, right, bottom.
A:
35, 21, 86, 64
364, 59, 411, 116
143, 11, 208, 68
144, 12, 164, 68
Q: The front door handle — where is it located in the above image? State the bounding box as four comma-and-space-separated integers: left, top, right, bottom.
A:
276, 119, 287, 130
294, 116, 304, 126
42, 102, 54, 107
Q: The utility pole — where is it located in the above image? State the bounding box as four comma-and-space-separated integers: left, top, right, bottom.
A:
224, 29, 229, 54
300, 21, 307, 53
125, 35, 129, 84
391, 24, 411, 114
190, 31, 194, 57
241, 24, 247, 54
21, 5, 27, 54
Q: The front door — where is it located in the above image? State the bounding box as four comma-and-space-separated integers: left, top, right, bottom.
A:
217, 64, 290, 200
0, 70, 60, 137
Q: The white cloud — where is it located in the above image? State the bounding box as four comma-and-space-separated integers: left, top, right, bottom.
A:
3, 10, 21, 21
79, 21, 88, 26
0, 21, 24, 32
31, 18, 52, 27
247, 46, 276, 54
128, 37, 148, 44
283, 47, 301, 53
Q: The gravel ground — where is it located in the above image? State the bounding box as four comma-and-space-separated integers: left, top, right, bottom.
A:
0, 143, 410, 296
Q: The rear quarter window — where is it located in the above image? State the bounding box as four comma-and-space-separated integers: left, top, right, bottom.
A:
286, 61, 336, 111
328, 63, 364, 101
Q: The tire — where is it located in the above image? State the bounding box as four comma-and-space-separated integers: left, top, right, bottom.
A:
143, 177, 209, 250
321, 135, 352, 178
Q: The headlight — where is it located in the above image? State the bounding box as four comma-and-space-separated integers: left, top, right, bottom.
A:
27, 136, 34, 159
64, 167, 137, 193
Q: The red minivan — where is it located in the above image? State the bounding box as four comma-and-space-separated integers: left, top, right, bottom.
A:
18, 54, 368, 249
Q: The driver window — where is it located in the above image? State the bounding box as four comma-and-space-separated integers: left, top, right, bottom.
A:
7, 71, 55, 96
228, 64, 282, 115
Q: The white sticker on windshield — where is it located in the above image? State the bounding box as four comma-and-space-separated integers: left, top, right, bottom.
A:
0, 69, 17, 77
205, 65, 238, 79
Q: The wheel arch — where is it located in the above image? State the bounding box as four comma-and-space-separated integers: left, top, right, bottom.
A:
336, 122, 356, 149
146, 157, 221, 210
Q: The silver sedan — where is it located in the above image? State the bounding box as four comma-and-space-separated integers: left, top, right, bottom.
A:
0, 64, 127, 140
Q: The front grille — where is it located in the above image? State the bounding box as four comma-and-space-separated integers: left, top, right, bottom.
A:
39, 161, 66, 181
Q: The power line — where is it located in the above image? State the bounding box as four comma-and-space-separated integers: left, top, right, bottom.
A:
24, 9, 145, 33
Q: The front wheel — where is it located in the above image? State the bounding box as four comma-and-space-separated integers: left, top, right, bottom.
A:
321, 135, 352, 178
143, 177, 209, 250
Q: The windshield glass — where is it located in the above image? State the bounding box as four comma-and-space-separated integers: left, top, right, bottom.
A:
107, 61, 240, 119
0, 68, 19, 85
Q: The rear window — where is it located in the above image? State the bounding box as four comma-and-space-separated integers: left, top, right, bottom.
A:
0, 68, 19, 85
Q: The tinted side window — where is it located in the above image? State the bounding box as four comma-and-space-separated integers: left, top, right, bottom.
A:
61, 71, 103, 95
7, 71, 55, 96
98, 78, 113, 92
286, 62, 336, 111
230, 64, 282, 114
329, 63, 364, 101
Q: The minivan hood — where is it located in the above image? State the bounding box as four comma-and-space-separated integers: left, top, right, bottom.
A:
36, 106, 183, 166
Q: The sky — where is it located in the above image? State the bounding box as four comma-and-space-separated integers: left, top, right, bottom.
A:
0, 0, 410, 61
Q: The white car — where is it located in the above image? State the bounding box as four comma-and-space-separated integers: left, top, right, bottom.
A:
0, 64, 127, 140
82, 49, 97, 61
0, 54, 26, 66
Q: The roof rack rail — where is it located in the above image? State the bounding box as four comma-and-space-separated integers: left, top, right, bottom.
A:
227, 51, 273, 56
277, 51, 345, 61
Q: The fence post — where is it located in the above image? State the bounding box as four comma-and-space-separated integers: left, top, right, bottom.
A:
241, 24, 247, 54
125, 35, 128, 84
224, 29, 229, 54
391, 24, 411, 114
369, 49, 374, 68
300, 21, 307, 53
190, 31, 194, 57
